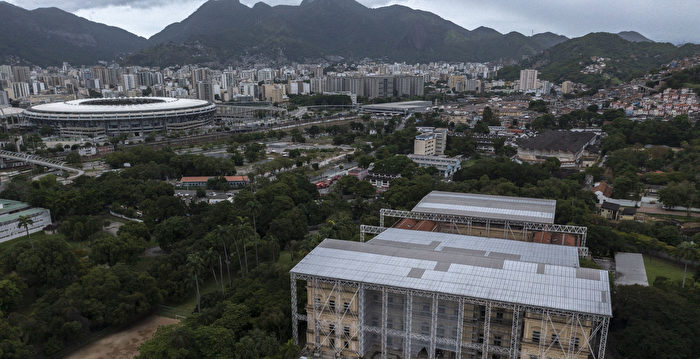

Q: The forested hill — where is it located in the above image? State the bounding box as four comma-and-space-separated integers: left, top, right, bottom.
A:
519, 32, 700, 88
126, 0, 560, 66
0, 1, 147, 66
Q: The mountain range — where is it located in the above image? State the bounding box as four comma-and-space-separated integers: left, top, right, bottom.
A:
129, 0, 571, 66
0, 1, 146, 66
0, 0, 696, 79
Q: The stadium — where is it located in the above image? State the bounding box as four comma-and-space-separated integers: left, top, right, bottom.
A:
23, 97, 216, 137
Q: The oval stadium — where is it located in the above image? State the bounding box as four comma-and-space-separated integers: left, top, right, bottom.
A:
23, 97, 216, 137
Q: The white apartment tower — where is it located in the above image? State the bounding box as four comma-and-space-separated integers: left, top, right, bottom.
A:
519, 69, 538, 92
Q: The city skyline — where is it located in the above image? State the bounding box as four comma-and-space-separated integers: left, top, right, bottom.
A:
6, 0, 700, 44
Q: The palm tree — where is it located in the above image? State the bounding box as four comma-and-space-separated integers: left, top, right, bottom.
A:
675, 241, 697, 288
17, 215, 34, 249
247, 200, 262, 266
216, 225, 233, 286
233, 217, 256, 274
186, 253, 205, 313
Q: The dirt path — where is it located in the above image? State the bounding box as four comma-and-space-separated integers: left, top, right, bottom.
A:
66, 315, 179, 359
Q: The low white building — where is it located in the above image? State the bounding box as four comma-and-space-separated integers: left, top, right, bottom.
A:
0, 199, 52, 243
407, 154, 462, 178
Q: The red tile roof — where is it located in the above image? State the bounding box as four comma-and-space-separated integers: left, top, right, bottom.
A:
592, 181, 613, 198
180, 176, 210, 183
395, 218, 417, 230
414, 220, 436, 232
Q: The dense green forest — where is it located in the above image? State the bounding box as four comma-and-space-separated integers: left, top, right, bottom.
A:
0, 112, 698, 358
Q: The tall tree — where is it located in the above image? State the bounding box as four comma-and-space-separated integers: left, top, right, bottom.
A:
187, 253, 205, 313
246, 200, 262, 266
17, 215, 34, 249
675, 241, 697, 288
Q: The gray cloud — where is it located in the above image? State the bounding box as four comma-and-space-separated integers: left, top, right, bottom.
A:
8, 0, 700, 43
12, 0, 192, 11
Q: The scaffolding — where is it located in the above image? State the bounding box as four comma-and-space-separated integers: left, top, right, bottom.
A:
291, 274, 609, 359
378, 209, 589, 256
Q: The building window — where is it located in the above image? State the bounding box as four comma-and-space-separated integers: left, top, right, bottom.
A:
388, 295, 394, 304
329, 299, 335, 312
438, 305, 445, 314
329, 338, 335, 349
387, 318, 393, 329
314, 297, 321, 308
344, 326, 350, 337
344, 341, 349, 349
532, 331, 541, 344
551, 334, 559, 345
329, 324, 335, 335
478, 334, 484, 343
421, 323, 430, 334
493, 335, 502, 346
496, 311, 504, 319
343, 302, 350, 312
570, 337, 580, 348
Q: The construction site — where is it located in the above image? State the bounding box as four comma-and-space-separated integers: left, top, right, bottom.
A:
290, 191, 611, 359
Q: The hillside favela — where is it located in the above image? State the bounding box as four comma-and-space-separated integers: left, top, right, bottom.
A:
0, 0, 699, 358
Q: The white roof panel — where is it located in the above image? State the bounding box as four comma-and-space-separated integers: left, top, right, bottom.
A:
412, 191, 557, 224
370, 228, 579, 267
291, 238, 611, 316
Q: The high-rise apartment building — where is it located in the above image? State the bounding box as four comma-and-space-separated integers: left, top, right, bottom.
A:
0, 90, 9, 107
448, 75, 466, 92
122, 74, 136, 90
519, 69, 538, 92
197, 81, 215, 102
561, 81, 574, 94
11, 66, 31, 83
10, 82, 30, 99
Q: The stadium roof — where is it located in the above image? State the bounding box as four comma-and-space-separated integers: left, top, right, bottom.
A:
370, 228, 580, 267
291, 237, 611, 316
361, 101, 432, 113
27, 97, 212, 114
412, 191, 557, 224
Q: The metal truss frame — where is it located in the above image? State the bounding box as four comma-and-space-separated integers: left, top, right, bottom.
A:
291, 274, 610, 359
359, 224, 387, 242
379, 208, 588, 247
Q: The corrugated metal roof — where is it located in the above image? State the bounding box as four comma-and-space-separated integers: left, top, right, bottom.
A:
370, 228, 579, 267
291, 237, 611, 317
412, 191, 557, 224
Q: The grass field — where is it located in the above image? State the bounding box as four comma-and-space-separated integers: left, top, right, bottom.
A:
643, 255, 688, 284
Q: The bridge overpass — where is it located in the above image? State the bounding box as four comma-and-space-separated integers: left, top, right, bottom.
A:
0, 150, 85, 181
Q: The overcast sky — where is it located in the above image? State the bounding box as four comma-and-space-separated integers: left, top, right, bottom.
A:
8, 0, 700, 44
